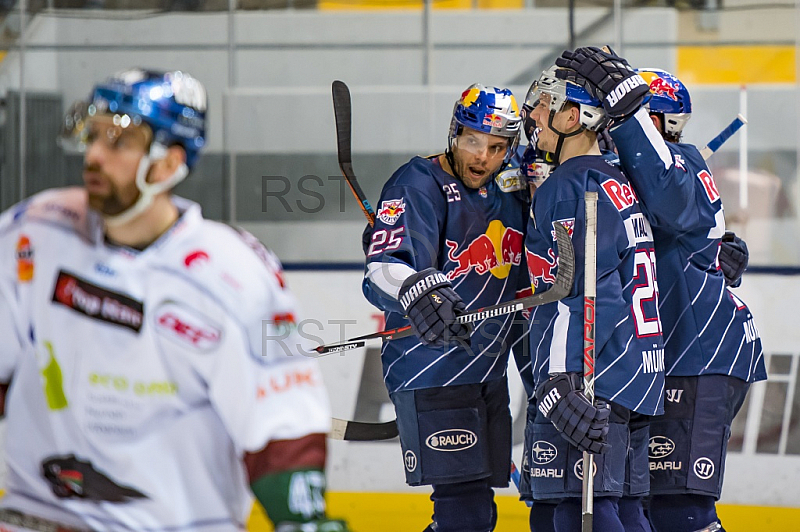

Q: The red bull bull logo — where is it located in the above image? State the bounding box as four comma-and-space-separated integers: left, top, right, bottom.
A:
377, 198, 406, 225
526, 248, 557, 289
445, 220, 523, 281
647, 77, 678, 101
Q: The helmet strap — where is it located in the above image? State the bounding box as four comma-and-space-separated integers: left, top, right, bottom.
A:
547, 110, 585, 166
103, 144, 189, 227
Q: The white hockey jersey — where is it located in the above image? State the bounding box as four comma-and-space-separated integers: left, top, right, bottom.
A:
0, 188, 331, 531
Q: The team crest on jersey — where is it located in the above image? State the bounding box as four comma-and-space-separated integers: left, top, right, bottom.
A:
16, 235, 34, 282
154, 302, 222, 351
377, 199, 406, 225
551, 219, 575, 240
52, 270, 143, 332
674, 154, 687, 172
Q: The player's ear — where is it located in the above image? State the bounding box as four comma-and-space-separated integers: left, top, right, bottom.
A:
151, 146, 187, 183
567, 105, 581, 130
649, 114, 661, 131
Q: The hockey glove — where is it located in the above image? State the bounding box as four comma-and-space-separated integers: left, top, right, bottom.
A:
719, 231, 749, 288
535, 373, 610, 454
398, 268, 472, 347
555, 46, 650, 120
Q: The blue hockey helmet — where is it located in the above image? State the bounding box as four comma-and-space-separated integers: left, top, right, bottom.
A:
61, 69, 208, 226
448, 84, 521, 164
637, 68, 692, 137
63, 68, 207, 169
524, 65, 609, 133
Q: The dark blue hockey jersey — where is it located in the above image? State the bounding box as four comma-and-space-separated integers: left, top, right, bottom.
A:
610, 109, 766, 383
363, 155, 530, 393
526, 154, 665, 416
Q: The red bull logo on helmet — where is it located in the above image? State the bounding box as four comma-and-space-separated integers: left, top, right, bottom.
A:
445, 220, 523, 281
482, 114, 503, 128
640, 72, 679, 101
526, 247, 557, 289
377, 198, 406, 225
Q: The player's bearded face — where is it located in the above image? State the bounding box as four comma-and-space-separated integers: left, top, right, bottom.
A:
82, 117, 152, 216
452, 129, 509, 189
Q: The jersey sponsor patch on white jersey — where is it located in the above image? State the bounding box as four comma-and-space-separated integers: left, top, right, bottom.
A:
154, 302, 222, 351
52, 270, 144, 332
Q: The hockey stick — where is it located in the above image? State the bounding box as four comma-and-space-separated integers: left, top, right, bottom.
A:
581, 192, 598, 532
328, 81, 393, 441
330, 418, 399, 441
332, 80, 377, 226
315, 222, 575, 355
699, 114, 747, 161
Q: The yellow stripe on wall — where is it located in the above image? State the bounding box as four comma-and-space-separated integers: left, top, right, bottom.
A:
319, 0, 522, 10
247, 492, 800, 531
0, 52, 6, 64
677, 45, 796, 85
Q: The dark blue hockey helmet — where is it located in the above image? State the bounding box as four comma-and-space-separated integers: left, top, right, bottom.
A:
637, 68, 691, 137
63, 69, 207, 169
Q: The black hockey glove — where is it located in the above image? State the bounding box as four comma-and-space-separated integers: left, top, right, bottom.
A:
398, 268, 472, 347
555, 46, 650, 120
719, 231, 749, 288
535, 373, 610, 454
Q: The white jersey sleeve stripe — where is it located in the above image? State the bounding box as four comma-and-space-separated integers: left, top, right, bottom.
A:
633, 107, 673, 169
547, 301, 570, 374
366, 261, 416, 300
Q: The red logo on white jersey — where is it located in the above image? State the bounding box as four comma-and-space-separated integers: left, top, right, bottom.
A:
257, 368, 319, 400
184, 250, 209, 268
601, 179, 638, 211
155, 303, 221, 350
697, 170, 720, 203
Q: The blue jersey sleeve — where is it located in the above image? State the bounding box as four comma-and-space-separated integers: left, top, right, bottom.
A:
362, 160, 446, 315
610, 108, 721, 232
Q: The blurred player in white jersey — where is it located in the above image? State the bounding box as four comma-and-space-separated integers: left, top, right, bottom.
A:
0, 69, 349, 532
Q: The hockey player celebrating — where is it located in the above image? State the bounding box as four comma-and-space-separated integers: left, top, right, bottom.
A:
362, 84, 530, 532
0, 69, 349, 532
520, 65, 664, 532
554, 48, 766, 532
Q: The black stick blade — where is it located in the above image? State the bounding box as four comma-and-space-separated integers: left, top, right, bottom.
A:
330, 419, 399, 441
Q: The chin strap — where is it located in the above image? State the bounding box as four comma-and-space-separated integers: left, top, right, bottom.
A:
548, 111, 585, 166
103, 144, 189, 228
